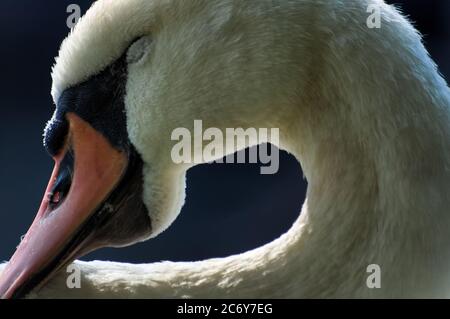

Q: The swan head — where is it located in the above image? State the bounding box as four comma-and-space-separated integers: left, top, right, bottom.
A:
0, 1, 191, 299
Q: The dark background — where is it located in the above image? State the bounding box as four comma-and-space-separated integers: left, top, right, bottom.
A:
0, 1, 448, 264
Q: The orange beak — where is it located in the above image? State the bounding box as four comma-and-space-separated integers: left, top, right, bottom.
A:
0, 113, 128, 298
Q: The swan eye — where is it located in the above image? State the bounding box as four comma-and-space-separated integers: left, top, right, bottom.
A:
127, 36, 152, 64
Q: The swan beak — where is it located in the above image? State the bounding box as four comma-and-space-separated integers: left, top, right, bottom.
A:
0, 113, 128, 299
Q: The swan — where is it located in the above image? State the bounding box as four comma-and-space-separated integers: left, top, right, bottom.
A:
1, 0, 450, 298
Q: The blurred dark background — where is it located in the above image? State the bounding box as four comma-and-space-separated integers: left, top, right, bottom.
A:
0, 1, 448, 264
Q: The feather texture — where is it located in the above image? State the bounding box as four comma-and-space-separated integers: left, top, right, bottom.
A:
11, 0, 450, 297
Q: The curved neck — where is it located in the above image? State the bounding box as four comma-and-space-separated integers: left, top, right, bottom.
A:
20, 0, 450, 298
31, 79, 450, 298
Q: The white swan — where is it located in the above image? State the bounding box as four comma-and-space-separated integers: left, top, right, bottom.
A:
1, 0, 450, 298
